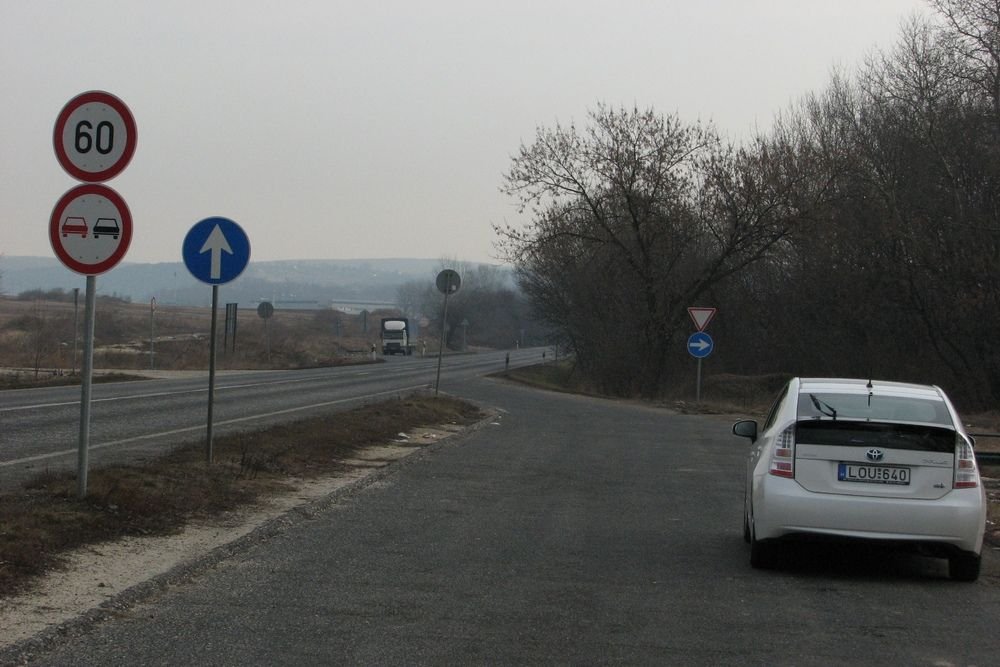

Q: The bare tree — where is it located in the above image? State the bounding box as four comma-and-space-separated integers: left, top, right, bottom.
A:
930, 0, 1000, 124
711, 6, 1000, 407
497, 105, 805, 396
395, 262, 529, 349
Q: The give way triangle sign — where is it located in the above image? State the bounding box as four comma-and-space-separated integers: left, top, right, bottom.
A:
688, 307, 717, 332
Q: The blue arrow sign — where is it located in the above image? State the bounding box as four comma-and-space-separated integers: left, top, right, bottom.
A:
687, 331, 714, 359
182, 217, 251, 285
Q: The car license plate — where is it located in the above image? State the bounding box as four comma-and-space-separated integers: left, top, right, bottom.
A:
838, 463, 910, 485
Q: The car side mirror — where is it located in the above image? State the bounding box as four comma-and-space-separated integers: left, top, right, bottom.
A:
732, 420, 758, 443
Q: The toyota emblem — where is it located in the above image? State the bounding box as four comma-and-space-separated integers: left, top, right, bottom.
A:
865, 448, 885, 462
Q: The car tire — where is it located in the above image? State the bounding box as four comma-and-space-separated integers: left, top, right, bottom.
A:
948, 552, 981, 582
749, 528, 776, 570
742, 501, 751, 544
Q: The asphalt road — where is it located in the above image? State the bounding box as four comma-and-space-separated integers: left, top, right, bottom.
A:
0, 348, 547, 491
9, 377, 1000, 665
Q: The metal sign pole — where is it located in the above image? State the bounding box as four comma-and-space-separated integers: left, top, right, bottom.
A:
149, 297, 155, 370
207, 285, 219, 463
72, 287, 80, 375
434, 291, 450, 397
696, 358, 703, 404
76, 275, 97, 499
432, 269, 461, 397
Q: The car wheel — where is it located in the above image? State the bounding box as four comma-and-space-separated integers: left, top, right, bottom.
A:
742, 499, 751, 544
949, 552, 981, 582
749, 526, 776, 570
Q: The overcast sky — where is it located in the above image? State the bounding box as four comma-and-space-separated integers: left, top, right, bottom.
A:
2, 0, 929, 266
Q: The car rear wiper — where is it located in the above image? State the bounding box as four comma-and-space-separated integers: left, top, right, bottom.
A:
809, 394, 838, 419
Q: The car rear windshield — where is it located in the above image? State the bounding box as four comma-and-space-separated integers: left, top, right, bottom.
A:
797, 392, 952, 426
796, 420, 956, 453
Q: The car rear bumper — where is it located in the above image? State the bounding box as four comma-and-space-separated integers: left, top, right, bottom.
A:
753, 475, 986, 554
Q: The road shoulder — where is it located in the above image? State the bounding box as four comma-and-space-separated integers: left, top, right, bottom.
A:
0, 416, 495, 659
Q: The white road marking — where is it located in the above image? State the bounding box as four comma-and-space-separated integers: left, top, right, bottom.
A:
0, 374, 354, 413
0, 383, 429, 467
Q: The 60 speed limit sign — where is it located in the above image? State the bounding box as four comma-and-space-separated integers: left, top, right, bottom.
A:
53, 91, 137, 182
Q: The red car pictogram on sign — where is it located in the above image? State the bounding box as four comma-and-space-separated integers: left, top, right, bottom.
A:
61, 216, 88, 238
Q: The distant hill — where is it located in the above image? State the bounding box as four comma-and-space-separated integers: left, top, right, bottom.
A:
0, 256, 489, 307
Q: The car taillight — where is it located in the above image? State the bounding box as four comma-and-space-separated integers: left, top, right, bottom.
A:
954, 435, 979, 489
768, 425, 795, 478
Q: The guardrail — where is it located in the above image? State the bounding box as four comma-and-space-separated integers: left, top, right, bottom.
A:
977, 452, 1000, 466
969, 432, 1000, 466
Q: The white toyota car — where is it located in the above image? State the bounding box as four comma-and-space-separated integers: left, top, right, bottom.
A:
732, 378, 987, 581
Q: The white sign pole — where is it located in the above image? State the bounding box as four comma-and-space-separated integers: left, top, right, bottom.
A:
76, 275, 97, 499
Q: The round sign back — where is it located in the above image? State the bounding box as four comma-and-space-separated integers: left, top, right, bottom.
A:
436, 269, 461, 295
49, 184, 133, 275
54, 91, 137, 182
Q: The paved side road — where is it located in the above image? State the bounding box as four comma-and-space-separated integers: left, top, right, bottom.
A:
10, 378, 1000, 665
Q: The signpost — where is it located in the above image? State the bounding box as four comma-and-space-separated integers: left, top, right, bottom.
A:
686, 307, 718, 403
182, 217, 251, 285
687, 331, 714, 358
434, 269, 461, 396
688, 307, 717, 332
150, 297, 156, 370
49, 183, 132, 274
52, 91, 136, 499
53, 90, 137, 182
224, 303, 239, 355
257, 301, 274, 362
183, 217, 251, 462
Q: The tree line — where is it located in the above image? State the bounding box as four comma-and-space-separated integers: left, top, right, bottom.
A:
496, 0, 1000, 408
395, 262, 546, 350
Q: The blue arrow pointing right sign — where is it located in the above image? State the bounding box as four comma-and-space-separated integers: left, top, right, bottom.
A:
182, 217, 251, 285
687, 331, 714, 359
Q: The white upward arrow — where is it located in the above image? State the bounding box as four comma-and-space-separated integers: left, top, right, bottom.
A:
200, 224, 233, 280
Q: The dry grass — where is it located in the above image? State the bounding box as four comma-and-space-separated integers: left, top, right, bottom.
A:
0, 371, 144, 391
496, 360, 602, 396
0, 394, 484, 598
0, 295, 407, 374
500, 362, 787, 414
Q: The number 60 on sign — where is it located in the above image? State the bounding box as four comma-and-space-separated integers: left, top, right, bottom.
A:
53, 90, 137, 183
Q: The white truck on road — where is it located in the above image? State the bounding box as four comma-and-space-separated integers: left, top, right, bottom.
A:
381, 318, 415, 355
